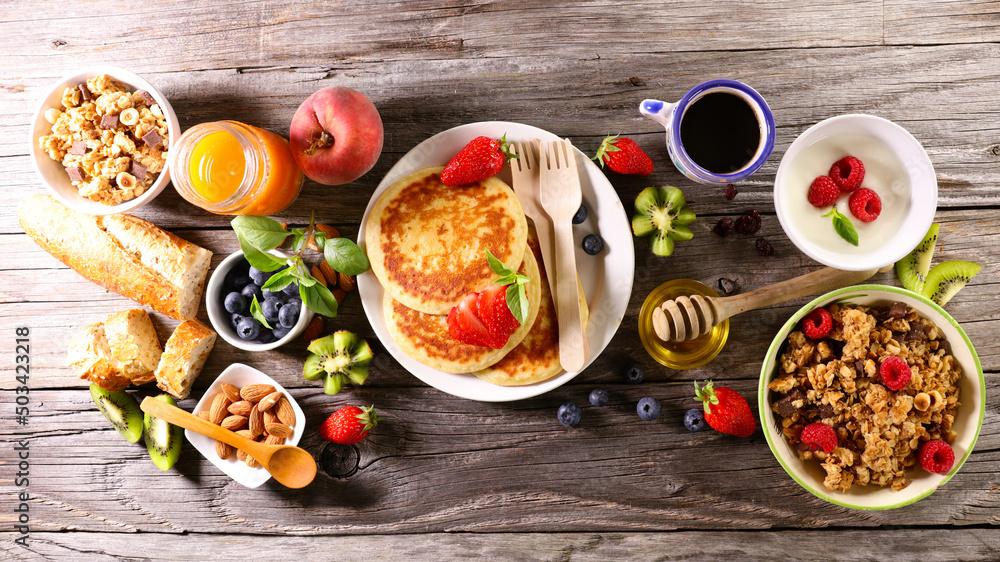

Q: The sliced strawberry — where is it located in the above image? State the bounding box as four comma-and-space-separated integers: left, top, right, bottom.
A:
447, 306, 476, 345
451, 292, 494, 347
477, 285, 520, 348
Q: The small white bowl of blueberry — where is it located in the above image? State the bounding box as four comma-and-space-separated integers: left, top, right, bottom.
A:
206, 250, 314, 351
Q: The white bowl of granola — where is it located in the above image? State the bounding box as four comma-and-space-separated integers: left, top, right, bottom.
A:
30, 66, 177, 215
759, 285, 984, 510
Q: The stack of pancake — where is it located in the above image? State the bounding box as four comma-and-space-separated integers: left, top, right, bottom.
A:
366, 166, 582, 385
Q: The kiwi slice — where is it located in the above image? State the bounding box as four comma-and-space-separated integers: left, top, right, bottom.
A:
896, 223, 940, 293
143, 394, 183, 471
631, 186, 696, 256
90, 384, 143, 443
921, 260, 982, 306
303, 330, 373, 395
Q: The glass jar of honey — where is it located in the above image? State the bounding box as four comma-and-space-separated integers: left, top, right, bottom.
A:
169, 121, 303, 215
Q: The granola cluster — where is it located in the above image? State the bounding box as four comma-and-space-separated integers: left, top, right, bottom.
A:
768, 302, 961, 492
38, 74, 169, 206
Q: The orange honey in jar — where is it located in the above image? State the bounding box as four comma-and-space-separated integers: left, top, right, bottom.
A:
170, 121, 303, 215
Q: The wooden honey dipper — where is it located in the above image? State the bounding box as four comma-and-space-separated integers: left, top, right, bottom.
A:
652, 265, 892, 343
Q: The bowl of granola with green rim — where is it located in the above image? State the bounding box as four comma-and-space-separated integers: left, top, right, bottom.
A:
759, 284, 984, 510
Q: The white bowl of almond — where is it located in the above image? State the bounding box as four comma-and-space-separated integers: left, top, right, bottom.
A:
187, 363, 305, 488
30, 65, 177, 215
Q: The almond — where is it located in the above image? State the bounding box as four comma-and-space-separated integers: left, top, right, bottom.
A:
265, 434, 285, 445
236, 449, 248, 462
280, 221, 288, 231
240, 384, 275, 403
311, 265, 328, 288
333, 288, 347, 305
221, 415, 248, 431
316, 223, 340, 239
302, 316, 323, 342
228, 400, 253, 417
263, 409, 279, 426
197, 411, 211, 422
216, 440, 234, 460
209, 393, 231, 425
338, 272, 356, 292
249, 404, 264, 438
245, 455, 260, 468
274, 396, 296, 426
319, 261, 338, 288
258, 391, 282, 412
265, 422, 293, 438
220, 382, 242, 402
235, 429, 254, 440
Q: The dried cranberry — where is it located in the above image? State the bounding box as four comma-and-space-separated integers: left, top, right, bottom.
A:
734, 209, 761, 234
724, 183, 739, 200
713, 217, 736, 237
755, 237, 774, 256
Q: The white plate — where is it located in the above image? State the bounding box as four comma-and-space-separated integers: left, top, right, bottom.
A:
185, 363, 306, 488
357, 121, 635, 402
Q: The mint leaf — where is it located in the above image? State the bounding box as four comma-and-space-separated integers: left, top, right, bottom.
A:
237, 232, 285, 272
300, 283, 339, 318
324, 238, 370, 276
506, 283, 529, 325
262, 267, 296, 292
250, 296, 273, 329
823, 208, 860, 247
231, 216, 289, 251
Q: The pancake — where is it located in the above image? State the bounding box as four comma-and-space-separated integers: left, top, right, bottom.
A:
473, 228, 590, 386
366, 166, 528, 315
383, 246, 541, 374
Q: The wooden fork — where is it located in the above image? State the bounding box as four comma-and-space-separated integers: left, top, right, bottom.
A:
510, 141, 559, 310
537, 139, 588, 372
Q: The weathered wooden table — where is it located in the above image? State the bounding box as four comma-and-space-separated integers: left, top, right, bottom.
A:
3, 1, 999, 559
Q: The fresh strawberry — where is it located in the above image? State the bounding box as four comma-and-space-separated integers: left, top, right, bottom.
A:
694, 380, 756, 438
447, 250, 530, 349
318, 405, 378, 445
592, 134, 654, 176
449, 292, 494, 347
478, 284, 520, 346
441, 135, 516, 186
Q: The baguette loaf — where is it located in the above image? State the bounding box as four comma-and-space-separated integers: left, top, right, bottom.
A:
18, 194, 212, 320
155, 320, 217, 400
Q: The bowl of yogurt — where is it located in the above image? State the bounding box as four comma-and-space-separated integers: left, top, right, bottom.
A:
774, 114, 937, 271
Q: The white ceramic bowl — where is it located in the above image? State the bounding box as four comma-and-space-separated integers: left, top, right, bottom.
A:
206, 250, 314, 351
759, 285, 984, 510
774, 114, 937, 271
186, 363, 306, 488
29, 65, 178, 215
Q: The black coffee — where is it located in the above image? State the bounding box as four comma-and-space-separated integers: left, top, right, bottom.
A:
679, 91, 761, 174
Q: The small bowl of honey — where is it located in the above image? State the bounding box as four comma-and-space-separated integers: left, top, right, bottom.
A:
638, 279, 729, 370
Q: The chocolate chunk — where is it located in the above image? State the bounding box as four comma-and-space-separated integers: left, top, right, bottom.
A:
775, 395, 798, 418
891, 330, 905, 343
69, 140, 88, 155
907, 323, 926, 342
788, 389, 806, 404
889, 301, 908, 319
100, 114, 119, 129
142, 129, 163, 148
129, 160, 147, 182
136, 89, 156, 106
65, 166, 84, 182
818, 403, 836, 419
854, 360, 866, 378
77, 83, 92, 101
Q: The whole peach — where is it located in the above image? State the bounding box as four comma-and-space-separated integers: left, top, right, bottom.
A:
290, 86, 384, 185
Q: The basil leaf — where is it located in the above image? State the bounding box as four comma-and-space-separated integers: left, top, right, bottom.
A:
250, 296, 273, 329
506, 283, 529, 325
826, 208, 860, 247
300, 283, 339, 318
237, 232, 285, 272
292, 232, 306, 254
231, 216, 289, 251
286, 264, 317, 287
486, 249, 514, 277
262, 267, 296, 292
312, 231, 326, 251
324, 238, 371, 276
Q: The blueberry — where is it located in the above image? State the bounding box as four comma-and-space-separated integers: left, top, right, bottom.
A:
262, 286, 282, 298
241, 283, 263, 302
248, 266, 272, 286
261, 297, 283, 323
582, 234, 604, 255
588, 388, 609, 407
282, 281, 300, 296
230, 313, 245, 331
683, 408, 707, 432
236, 317, 261, 340
623, 361, 645, 384
557, 403, 582, 427
272, 324, 291, 340
256, 328, 276, 344
287, 297, 302, 308
572, 204, 588, 225
637, 397, 661, 421
278, 302, 300, 328
224, 292, 247, 314
226, 267, 252, 291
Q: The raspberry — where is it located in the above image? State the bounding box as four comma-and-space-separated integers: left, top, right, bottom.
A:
713, 217, 735, 237
919, 440, 955, 474
801, 307, 832, 339
800, 422, 838, 453
829, 156, 865, 192
849, 187, 882, 222
734, 209, 761, 234
724, 183, 739, 200
807, 176, 840, 207
755, 237, 773, 256
879, 356, 911, 391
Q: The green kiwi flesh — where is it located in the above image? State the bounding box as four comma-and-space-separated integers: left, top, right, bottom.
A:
631, 186, 696, 257
305, 331, 373, 395
921, 260, 982, 306
143, 394, 182, 471
90, 384, 143, 444
896, 223, 940, 293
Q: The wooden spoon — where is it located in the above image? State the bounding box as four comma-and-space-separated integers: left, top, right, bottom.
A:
140, 396, 317, 489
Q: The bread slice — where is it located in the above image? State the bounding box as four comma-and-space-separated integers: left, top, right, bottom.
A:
155, 320, 217, 400
67, 323, 131, 392
103, 309, 162, 385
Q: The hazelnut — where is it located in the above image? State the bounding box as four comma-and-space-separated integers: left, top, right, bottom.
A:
913, 392, 931, 412
927, 390, 944, 411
